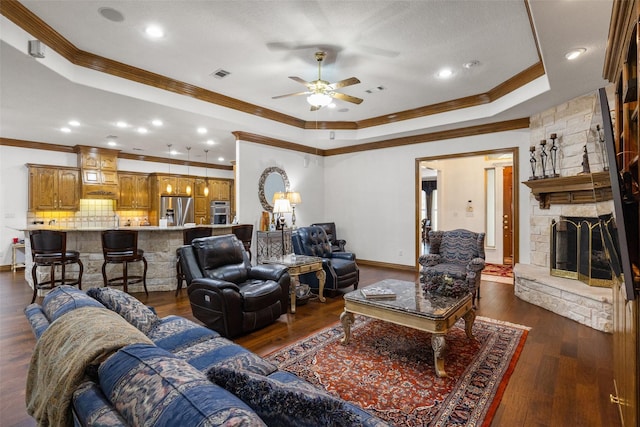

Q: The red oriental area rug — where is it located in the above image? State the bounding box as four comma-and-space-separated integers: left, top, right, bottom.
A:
482, 263, 514, 284
265, 315, 529, 427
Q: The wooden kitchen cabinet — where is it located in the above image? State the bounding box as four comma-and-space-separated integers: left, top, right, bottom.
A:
28, 165, 80, 211
194, 178, 210, 224
118, 172, 149, 209
208, 179, 231, 201
176, 177, 194, 196
76, 146, 118, 185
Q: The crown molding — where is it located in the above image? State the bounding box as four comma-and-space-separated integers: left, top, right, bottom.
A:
2, 0, 544, 132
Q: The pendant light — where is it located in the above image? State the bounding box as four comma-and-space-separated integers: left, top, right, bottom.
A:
204, 149, 209, 197
185, 146, 192, 195
166, 144, 173, 194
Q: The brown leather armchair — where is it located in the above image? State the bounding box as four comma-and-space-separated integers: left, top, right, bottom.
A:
178, 234, 290, 338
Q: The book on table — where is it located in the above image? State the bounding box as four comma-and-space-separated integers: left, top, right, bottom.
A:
360, 287, 396, 300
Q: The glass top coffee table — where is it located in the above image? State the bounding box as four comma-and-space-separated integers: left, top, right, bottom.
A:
341, 279, 475, 377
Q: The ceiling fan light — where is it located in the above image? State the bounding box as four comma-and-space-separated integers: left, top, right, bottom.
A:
307, 93, 332, 107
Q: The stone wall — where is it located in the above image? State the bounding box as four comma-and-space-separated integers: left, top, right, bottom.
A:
527, 89, 614, 268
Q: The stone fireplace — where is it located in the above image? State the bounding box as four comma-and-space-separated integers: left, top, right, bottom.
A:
515, 90, 614, 333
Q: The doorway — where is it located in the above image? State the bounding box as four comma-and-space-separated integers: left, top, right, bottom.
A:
416, 148, 519, 266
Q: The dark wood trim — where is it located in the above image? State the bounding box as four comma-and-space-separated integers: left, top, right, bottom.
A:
0, 137, 76, 153
357, 259, 417, 272
1, 138, 233, 171
603, 0, 637, 82
1, 0, 543, 132
324, 118, 530, 156
232, 131, 327, 156
522, 172, 612, 209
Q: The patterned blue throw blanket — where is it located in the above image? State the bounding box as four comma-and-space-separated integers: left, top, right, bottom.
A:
26, 307, 152, 427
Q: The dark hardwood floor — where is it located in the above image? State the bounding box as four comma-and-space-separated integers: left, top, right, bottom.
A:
0, 266, 620, 427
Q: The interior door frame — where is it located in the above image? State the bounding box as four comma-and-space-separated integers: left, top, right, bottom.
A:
414, 147, 520, 269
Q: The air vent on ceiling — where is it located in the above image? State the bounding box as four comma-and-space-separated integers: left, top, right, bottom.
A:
365, 86, 385, 94
211, 69, 231, 79
132, 147, 144, 151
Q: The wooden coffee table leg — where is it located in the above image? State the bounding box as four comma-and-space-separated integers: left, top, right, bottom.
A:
290, 275, 299, 314
463, 309, 476, 339
431, 335, 448, 377
340, 311, 354, 344
316, 269, 326, 302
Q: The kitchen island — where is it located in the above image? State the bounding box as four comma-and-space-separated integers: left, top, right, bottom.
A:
18, 225, 233, 295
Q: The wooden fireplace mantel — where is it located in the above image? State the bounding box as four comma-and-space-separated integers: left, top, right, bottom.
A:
523, 172, 612, 209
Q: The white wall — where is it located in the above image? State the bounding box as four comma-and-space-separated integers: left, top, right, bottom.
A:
321, 130, 531, 267
0, 145, 232, 266
236, 141, 324, 233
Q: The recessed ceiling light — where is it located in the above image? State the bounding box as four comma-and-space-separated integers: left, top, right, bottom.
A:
328, 103, 336, 109
137, 127, 148, 134
60, 127, 71, 133
98, 7, 124, 22
197, 127, 207, 134
170, 148, 177, 156
437, 68, 453, 79
565, 48, 586, 60
68, 120, 80, 127
116, 121, 128, 128
218, 157, 224, 162
152, 119, 163, 126
107, 140, 117, 147
206, 139, 215, 145
145, 25, 164, 39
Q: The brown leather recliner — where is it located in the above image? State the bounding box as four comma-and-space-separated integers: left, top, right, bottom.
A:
178, 234, 290, 338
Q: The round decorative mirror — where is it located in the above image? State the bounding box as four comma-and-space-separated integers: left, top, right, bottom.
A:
258, 166, 290, 212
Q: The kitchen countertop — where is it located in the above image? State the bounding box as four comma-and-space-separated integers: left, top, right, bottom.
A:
15, 224, 233, 232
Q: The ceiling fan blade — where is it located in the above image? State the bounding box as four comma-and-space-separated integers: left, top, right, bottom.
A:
310, 105, 322, 112
331, 92, 363, 104
330, 77, 361, 90
289, 76, 311, 86
272, 91, 310, 99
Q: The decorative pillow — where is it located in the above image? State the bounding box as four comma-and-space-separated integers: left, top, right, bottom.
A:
208, 366, 362, 427
100, 344, 265, 427
86, 287, 159, 335
42, 285, 104, 322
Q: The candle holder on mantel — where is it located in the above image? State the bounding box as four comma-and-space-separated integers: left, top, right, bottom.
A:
529, 145, 538, 180
539, 139, 548, 178
549, 133, 559, 177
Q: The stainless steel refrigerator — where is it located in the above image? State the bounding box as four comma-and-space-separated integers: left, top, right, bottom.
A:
160, 196, 194, 226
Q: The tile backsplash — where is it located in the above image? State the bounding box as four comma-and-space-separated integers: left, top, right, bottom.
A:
27, 199, 149, 228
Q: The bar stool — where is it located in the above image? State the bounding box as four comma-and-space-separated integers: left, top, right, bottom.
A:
175, 227, 212, 295
231, 224, 254, 261
29, 230, 83, 303
101, 229, 148, 295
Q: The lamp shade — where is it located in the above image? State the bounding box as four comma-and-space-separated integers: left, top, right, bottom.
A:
286, 191, 301, 205
272, 191, 286, 204
273, 198, 292, 214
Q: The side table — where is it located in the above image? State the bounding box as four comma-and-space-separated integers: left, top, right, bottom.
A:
262, 254, 326, 313
11, 243, 26, 272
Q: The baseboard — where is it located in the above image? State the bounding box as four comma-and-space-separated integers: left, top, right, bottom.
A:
357, 259, 417, 272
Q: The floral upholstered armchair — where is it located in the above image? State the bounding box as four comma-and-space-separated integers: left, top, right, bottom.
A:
418, 229, 485, 305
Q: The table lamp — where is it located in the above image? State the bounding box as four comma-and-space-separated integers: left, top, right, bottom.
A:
272, 197, 292, 256
286, 191, 301, 228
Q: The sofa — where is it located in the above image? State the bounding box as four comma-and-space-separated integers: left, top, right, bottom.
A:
24, 286, 387, 427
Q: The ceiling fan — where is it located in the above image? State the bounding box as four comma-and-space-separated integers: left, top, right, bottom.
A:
272, 51, 363, 111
